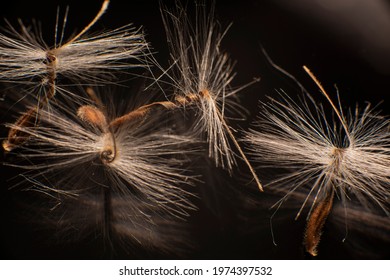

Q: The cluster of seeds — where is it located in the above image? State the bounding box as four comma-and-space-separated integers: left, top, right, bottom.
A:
1, 0, 389, 258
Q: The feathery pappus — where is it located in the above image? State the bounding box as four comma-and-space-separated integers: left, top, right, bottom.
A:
153, 1, 262, 191
0, 0, 146, 88
245, 66, 390, 256
1, 0, 147, 151
3, 85, 198, 255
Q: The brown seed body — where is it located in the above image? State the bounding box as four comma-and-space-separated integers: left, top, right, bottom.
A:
77, 105, 108, 132
304, 189, 335, 256
3, 107, 39, 152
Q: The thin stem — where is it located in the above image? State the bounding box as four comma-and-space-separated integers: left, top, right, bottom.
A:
217, 109, 263, 191
174, 90, 263, 191
303, 65, 351, 143
109, 100, 176, 129
63, 0, 110, 46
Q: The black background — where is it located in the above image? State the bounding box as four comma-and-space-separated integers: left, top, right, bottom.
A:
1, 0, 389, 259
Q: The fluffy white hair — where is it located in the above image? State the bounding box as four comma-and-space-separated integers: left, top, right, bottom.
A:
151, 1, 262, 190
0, 0, 147, 98
4, 87, 197, 218
245, 68, 389, 255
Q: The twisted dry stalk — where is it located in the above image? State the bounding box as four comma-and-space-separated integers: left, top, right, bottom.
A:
2, 0, 116, 151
